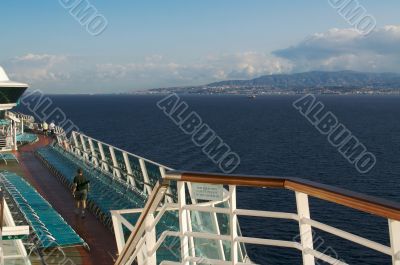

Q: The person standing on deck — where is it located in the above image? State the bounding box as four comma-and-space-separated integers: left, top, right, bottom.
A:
49, 121, 55, 135
72, 168, 90, 218
42, 121, 48, 135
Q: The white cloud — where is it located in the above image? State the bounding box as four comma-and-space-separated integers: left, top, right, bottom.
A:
94, 52, 292, 85
273, 25, 400, 72
8, 54, 68, 81
2, 52, 292, 93
3, 24, 400, 93
204, 52, 293, 79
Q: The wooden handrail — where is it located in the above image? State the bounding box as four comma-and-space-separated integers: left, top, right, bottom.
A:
166, 170, 400, 221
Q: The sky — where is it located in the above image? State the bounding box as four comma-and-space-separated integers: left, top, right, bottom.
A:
1, 0, 400, 93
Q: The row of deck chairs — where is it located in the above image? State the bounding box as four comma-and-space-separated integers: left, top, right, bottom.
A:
35, 145, 183, 261
0, 153, 18, 164
0, 170, 87, 249
16, 133, 39, 145
0, 119, 11, 126
35, 146, 143, 229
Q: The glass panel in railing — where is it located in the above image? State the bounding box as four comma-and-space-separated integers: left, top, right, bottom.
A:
90, 141, 101, 160
72, 133, 82, 150
80, 135, 91, 157
214, 201, 230, 235
118, 194, 180, 265
144, 161, 162, 187
102, 144, 113, 167
79, 135, 87, 149
118, 212, 142, 242
189, 207, 225, 261
167, 180, 178, 202
113, 148, 128, 182
128, 156, 145, 191
155, 209, 180, 264
214, 201, 232, 260
212, 188, 244, 260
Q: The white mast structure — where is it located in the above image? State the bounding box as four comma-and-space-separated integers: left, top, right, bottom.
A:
0, 67, 28, 151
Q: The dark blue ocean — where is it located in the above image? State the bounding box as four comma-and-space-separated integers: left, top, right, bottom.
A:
18, 95, 400, 264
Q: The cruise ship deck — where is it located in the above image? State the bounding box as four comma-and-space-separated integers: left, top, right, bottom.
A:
1, 134, 117, 265
3, 124, 400, 265
1, 67, 400, 265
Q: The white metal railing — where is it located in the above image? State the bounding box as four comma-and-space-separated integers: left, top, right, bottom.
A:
64, 131, 174, 198
9, 112, 34, 123
11, 110, 66, 137
52, 132, 249, 263
1, 191, 31, 265
53, 126, 66, 136
0, 114, 17, 151
13, 112, 36, 132
53, 132, 248, 263
0, 137, 7, 150
46, 127, 400, 265
113, 171, 400, 265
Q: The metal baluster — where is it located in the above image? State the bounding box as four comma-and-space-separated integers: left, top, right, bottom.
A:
389, 219, 400, 265
178, 181, 190, 265
145, 214, 156, 265
230, 185, 238, 264
123, 152, 135, 186
296, 192, 315, 265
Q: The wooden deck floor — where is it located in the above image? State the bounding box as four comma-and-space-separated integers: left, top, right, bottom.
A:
1, 135, 118, 265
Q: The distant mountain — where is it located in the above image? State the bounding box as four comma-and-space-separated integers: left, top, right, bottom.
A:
207, 71, 400, 89
140, 70, 400, 95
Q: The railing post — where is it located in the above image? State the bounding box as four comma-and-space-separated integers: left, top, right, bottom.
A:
57, 135, 63, 146
139, 159, 153, 195
186, 209, 197, 264
145, 213, 157, 265
178, 181, 190, 265
12, 121, 17, 151
229, 185, 238, 264
389, 219, 400, 265
71, 131, 77, 139
159, 167, 173, 203
72, 132, 79, 154
123, 152, 135, 186
111, 212, 126, 254
88, 138, 99, 167
137, 244, 145, 265
109, 146, 122, 179
79, 134, 89, 161
295, 191, 315, 265
97, 142, 109, 172
212, 211, 226, 261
